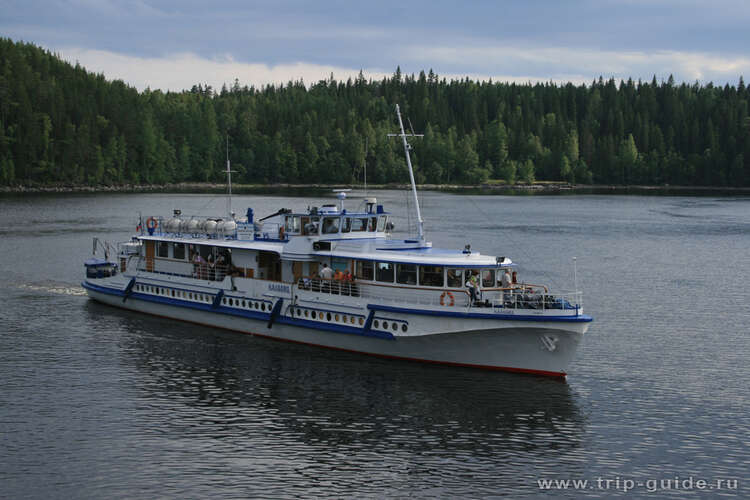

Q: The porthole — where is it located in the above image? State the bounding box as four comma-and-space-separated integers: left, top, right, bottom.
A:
358, 318, 364, 325
242, 300, 246, 307
382, 321, 388, 329
326, 312, 332, 321
402, 324, 408, 332
261, 303, 266, 311
392, 323, 398, 331
254, 302, 259, 309
335, 314, 339, 322
222, 298, 227, 305
350, 317, 355, 324
311, 311, 316, 319
341, 315, 346, 323
373, 320, 379, 328
229, 298, 234, 306
305, 310, 309, 317
171, 290, 175, 297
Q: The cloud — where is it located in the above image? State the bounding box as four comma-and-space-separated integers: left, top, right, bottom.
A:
56, 48, 393, 91
55, 42, 750, 94
409, 44, 750, 84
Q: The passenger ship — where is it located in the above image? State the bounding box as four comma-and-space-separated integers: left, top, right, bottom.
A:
83, 105, 592, 377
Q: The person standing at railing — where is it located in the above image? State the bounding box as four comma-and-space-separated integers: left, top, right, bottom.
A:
319, 263, 333, 293
215, 253, 227, 281
501, 268, 512, 303
466, 271, 480, 304
319, 263, 333, 279
192, 252, 206, 279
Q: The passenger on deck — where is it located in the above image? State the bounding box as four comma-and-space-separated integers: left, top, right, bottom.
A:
208, 253, 218, 281
192, 252, 206, 279
501, 268, 512, 289
319, 263, 333, 279
466, 271, 480, 304
215, 253, 227, 281
512, 271, 518, 286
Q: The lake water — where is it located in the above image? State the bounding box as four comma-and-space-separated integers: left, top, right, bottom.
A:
1, 191, 748, 498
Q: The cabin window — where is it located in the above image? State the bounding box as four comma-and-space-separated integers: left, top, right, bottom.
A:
157, 241, 169, 258
341, 217, 351, 233
396, 264, 417, 285
356, 260, 374, 280
322, 217, 340, 234
173, 243, 186, 260
482, 269, 495, 287
351, 218, 367, 232
419, 266, 444, 287
377, 216, 387, 232
369, 217, 377, 232
376, 262, 394, 283
447, 269, 463, 287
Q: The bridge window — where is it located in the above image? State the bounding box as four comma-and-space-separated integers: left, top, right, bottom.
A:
419, 266, 445, 287
352, 218, 367, 232
157, 241, 169, 258
377, 216, 387, 231
322, 217, 340, 234
396, 264, 417, 285
369, 217, 377, 232
285, 216, 301, 234
341, 217, 351, 233
376, 262, 394, 283
447, 269, 464, 287
356, 260, 374, 280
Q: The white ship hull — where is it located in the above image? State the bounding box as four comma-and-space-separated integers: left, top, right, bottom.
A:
84, 278, 588, 377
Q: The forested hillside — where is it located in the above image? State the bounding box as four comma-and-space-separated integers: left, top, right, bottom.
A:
1, 38, 748, 187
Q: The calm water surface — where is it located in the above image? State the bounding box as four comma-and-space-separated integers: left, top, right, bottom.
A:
1, 191, 748, 498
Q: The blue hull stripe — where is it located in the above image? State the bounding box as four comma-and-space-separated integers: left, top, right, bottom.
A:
367, 303, 593, 322
82, 280, 394, 340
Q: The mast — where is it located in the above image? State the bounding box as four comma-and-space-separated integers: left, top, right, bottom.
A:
389, 104, 424, 241
225, 135, 235, 218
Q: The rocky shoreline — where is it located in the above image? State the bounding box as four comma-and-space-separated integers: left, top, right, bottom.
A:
1, 182, 749, 195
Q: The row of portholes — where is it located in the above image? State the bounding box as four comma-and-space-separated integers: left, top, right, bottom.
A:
221, 296, 269, 312
373, 319, 408, 333
134, 284, 271, 312
290, 307, 365, 326
135, 284, 213, 303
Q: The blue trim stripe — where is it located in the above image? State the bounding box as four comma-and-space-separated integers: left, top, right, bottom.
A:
367, 303, 593, 323
82, 281, 394, 340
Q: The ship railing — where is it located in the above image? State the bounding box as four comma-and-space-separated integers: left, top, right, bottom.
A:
485, 287, 583, 314
297, 277, 361, 297
136, 260, 235, 282
297, 279, 475, 308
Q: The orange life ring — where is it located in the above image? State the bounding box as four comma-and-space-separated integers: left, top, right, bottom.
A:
440, 291, 455, 307
146, 217, 158, 230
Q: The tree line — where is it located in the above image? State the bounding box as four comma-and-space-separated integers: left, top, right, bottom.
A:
1, 38, 749, 188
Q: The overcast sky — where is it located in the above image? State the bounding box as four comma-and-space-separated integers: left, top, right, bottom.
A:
3, 0, 749, 91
